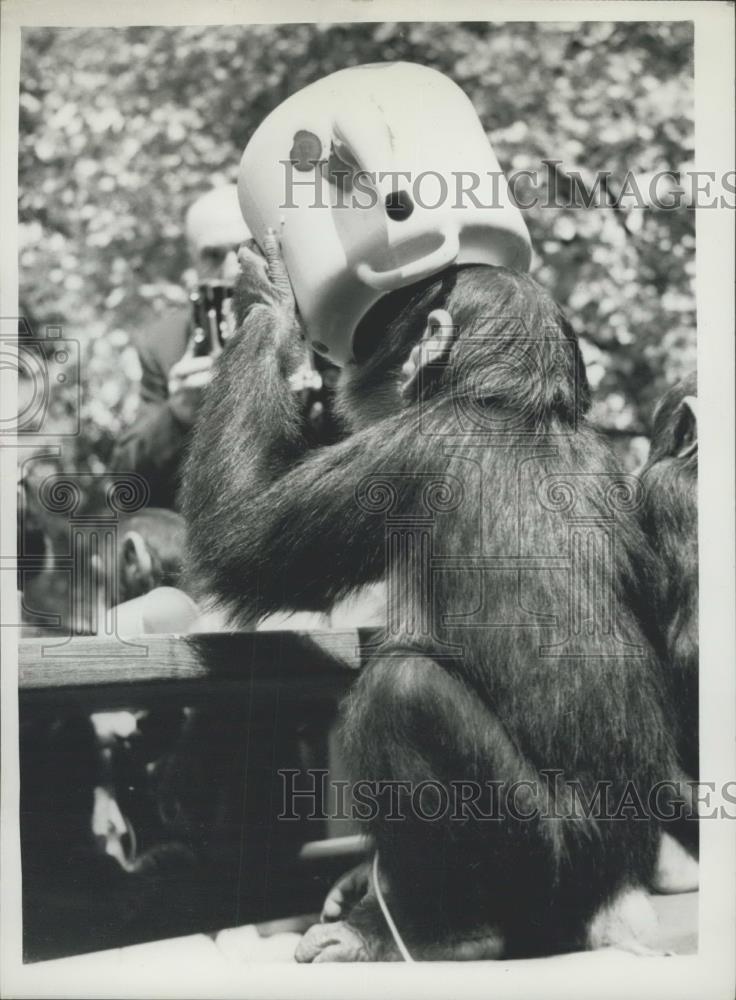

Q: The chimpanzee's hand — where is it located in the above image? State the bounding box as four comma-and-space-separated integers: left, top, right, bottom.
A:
234, 233, 321, 406
232, 240, 278, 317
233, 230, 295, 322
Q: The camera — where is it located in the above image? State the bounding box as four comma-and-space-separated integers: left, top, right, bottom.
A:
188, 282, 236, 357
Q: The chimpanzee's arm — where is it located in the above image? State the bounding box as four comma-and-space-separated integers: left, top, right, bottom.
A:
182, 290, 440, 623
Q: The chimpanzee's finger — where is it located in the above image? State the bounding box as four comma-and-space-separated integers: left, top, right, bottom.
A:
262, 228, 293, 304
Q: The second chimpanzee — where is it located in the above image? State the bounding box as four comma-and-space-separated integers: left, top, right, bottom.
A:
639, 375, 699, 891
639, 374, 698, 779
183, 245, 680, 961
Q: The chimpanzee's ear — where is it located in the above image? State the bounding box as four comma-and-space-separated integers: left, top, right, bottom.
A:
122, 530, 154, 596
674, 395, 698, 458
400, 309, 456, 399
421, 309, 456, 346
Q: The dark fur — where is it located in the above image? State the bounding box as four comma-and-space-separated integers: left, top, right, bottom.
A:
639, 374, 698, 780
183, 265, 677, 958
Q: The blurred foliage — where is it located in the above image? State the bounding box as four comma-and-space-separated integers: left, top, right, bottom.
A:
19, 21, 695, 478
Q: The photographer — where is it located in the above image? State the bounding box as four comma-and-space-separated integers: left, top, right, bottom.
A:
110, 185, 249, 509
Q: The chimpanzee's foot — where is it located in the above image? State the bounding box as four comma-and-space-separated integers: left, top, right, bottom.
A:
298, 880, 506, 963
295, 920, 375, 962
297, 889, 398, 962
295, 912, 506, 963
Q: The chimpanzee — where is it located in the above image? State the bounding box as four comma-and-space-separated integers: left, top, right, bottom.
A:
182, 243, 679, 961
639, 374, 698, 779
65, 506, 189, 633
97, 507, 187, 605
18, 489, 187, 634
639, 375, 699, 891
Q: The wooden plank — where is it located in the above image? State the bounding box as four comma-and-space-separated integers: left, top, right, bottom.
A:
297, 833, 369, 862
18, 629, 375, 709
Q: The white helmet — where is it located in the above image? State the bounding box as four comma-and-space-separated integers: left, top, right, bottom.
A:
238, 62, 532, 366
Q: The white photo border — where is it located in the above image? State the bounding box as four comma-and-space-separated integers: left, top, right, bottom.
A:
1, 2, 733, 998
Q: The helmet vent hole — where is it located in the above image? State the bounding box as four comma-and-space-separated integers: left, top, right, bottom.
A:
385, 190, 414, 222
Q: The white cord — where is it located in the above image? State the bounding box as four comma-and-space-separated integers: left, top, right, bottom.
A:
372, 851, 414, 963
